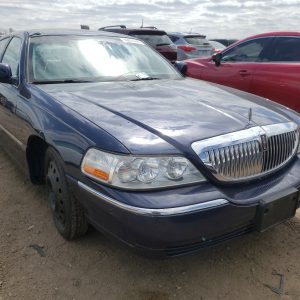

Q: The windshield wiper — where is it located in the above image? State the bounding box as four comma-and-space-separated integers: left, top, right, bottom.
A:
130, 77, 160, 81
31, 79, 94, 84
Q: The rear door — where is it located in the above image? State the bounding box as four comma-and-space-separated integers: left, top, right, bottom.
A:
201, 37, 273, 93
250, 36, 300, 111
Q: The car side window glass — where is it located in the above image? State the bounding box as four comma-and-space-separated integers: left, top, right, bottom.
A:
270, 37, 300, 62
222, 38, 270, 63
0, 38, 9, 59
2, 37, 22, 77
169, 36, 179, 43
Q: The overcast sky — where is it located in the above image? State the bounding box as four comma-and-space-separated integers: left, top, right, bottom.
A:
0, 0, 299, 39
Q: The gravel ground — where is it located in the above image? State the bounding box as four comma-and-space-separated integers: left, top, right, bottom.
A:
0, 147, 299, 300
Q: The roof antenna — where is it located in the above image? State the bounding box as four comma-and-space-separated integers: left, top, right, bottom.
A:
141, 18, 144, 28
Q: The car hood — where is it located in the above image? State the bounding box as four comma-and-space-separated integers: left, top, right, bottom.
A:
37, 78, 292, 154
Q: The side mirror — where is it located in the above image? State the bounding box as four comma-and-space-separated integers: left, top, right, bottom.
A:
0, 63, 12, 84
174, 61, 187, 76
212, 52, 222, 67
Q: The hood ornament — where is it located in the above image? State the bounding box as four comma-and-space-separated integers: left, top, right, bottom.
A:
244, 107, 253, 129
248, 107, 252, 124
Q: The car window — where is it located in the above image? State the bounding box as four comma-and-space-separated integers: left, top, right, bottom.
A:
222, 38, 270, 62
184, 36, 209, 45
2, 37, 22, 76
168, 35, 180, 43
0, 37, 10, 59
270, 37, 300, 62
28, 35, 181, 83
129, 33, 172, 46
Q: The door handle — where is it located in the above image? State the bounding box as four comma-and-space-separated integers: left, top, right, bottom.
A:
239, 70, 251, 76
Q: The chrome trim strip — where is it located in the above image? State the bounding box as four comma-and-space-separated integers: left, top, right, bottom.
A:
193, 126, 266, 156
77, 181, 229, 216
0, 123, 26, 151
261, 122, 297, 136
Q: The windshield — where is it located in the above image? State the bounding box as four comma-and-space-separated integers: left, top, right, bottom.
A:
184, 36, 210, 46
28, 35, 181, 83
129, 33, 173, 46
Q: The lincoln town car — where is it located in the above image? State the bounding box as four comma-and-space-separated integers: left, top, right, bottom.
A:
0, 30, 299, 257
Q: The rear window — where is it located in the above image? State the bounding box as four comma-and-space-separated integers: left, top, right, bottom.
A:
184, 36, 209, 45
129, 32, 172, 46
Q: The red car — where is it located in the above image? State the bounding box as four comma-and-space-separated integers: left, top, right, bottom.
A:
186, 32, 300, 112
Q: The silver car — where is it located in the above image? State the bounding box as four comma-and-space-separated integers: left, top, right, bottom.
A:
168, 32, 213, 60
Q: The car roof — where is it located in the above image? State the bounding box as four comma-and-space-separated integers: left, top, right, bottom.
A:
100, 27, 167, 34
249, 31, 300, 38
167, 32, 206, 38
9, 29, 128, 38
222, 31, 300, 49
238, 31, 300, 43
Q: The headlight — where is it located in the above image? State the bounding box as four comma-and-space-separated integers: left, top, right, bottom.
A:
81, 148, 206, 189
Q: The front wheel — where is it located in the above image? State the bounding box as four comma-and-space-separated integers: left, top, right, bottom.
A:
45, 147, 88, 239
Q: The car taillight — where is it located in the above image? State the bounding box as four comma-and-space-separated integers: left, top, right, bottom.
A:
177, 45, 197, 52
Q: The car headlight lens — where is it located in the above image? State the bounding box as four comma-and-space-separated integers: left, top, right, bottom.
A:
81, 148, 206, 189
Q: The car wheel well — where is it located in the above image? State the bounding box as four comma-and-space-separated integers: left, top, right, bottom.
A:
26, 135, 48, 184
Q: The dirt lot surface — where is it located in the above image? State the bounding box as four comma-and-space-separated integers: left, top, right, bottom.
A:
0, 147, 299, 300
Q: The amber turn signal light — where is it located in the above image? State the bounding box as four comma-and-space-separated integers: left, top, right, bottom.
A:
83, 164, 109, 181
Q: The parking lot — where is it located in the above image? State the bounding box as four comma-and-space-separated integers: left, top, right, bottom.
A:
0, 147, 299, 300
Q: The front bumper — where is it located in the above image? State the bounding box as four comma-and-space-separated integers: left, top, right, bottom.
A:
67, 158, 300, 257
72, 181, 258, 257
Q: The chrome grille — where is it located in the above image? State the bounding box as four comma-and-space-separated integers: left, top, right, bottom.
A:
262, 131, 297, 172
192, 122, 299, 182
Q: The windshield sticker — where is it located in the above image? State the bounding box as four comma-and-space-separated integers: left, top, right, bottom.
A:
120, 38, 144, 45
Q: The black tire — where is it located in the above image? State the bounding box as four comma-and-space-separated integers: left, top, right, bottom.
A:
45, 147, 88, 239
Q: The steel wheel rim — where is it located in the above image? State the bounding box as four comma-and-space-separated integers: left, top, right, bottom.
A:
46, 160, 66, 229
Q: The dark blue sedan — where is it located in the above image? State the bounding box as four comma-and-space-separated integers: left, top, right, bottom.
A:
0, 30, 299, 257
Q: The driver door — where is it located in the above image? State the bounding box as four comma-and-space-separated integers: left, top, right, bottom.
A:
201, 37, 273, 93
0, 36, 23, 152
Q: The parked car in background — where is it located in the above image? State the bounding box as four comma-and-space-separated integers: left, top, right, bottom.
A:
210, 39, 238, 47
186, 32, 300, 112
209, 40, 226, 53
99, 25, 177, 63
1, 30, 300, 257
168, 32, 213, 60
